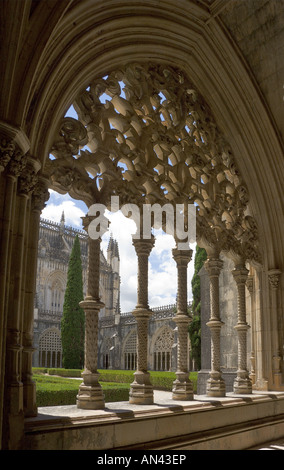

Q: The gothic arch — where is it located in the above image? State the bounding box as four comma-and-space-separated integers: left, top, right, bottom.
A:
150, 325, 175, 371
44, 270, 66, 313
1, 1, 284, 449
122, 330, 137, 370
38, 327, 62, 368
99, 335, 113, 370
7, 5, 282, 393
20, 1, 282, 268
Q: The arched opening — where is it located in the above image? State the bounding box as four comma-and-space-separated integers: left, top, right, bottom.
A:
43, 61, 263, 404
123, 330, 137, 371
151, 326, 175, 371
38, 328, 62, 368
1, 0, 283, 451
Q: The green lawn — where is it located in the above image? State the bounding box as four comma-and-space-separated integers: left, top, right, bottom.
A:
33, 368, 198, 407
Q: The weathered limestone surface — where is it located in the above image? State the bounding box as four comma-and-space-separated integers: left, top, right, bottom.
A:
0, 0, 283, 451
24, 391, 284, 450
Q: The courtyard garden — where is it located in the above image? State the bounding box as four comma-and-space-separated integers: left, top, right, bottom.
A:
32, 368, 198, 407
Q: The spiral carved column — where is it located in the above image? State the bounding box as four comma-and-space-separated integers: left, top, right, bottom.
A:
77, 215, 105, 410
129, 236, 155, 405
204, 258, 226, 397
172, 248, 194, 400
232, 266, 252, 394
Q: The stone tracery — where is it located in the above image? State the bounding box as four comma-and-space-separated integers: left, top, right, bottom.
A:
47, 62, 260, 264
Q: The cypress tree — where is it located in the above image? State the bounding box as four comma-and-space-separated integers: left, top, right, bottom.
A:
61, 235, 85, 369
188, 245, 207, 370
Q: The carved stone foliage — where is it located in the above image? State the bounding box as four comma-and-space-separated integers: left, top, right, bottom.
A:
0, 137, 16, 171
31, 179, 50, 212
47, 62, 260, 262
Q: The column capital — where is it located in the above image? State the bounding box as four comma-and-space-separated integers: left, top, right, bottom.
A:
79, 298, 104, 311
132, 235, 155, 256
172, 248, 193, 266
31, 176, 50, 212
268, 269, 281, 290
18, 156, 40, 197
173, 314, 190, 325
81, 214, 95, 232
246, 275, 254, 294
0, 120, 30, 173
232, 266, 249, 285
204, 258, 223, 277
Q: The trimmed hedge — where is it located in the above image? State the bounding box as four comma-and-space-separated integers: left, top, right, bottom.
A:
33, 368, 197, 392
48, 368, 82, 378
34, 374, 130, 407
33, 368, 198, 407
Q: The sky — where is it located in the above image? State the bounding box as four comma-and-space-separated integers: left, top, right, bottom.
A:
41, 190, 196, 313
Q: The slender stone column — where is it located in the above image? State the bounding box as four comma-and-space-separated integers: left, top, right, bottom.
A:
172, 248, 194, 400
22, 177, 48, 416
268, 269, 282, 388
5, 155, 30, 419
0, 124, 29, 449
232, 265, 252, 394
246, 275, 256, 385
21, 170, 46, 417
129, 236, 155, 405
77, 216, 105, 409
204, 258, 225, 397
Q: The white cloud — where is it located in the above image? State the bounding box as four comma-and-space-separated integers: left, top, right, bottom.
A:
41, 190, 87, 228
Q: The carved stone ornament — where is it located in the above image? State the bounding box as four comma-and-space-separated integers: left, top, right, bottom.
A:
18, 158, 39, 196
47, 62, 260, 262
31, 179, 50, 212
268, 269, 281, 290
0, 137, 15, 171
246, 275, 254, 294
7, 150, 28, 178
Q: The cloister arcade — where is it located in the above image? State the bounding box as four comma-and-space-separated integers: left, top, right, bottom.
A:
45, 60, 261, 406
0, 0, 283, 450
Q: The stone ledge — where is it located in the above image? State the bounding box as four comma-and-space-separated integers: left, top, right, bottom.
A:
24, 391, 284, 450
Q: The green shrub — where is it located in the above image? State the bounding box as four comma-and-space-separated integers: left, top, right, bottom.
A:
32, 367, 48, 375
149, 371, 176, 390
98, 369, 135, 384
33, 367, 198, 392
33, 369, 198, 407
48, 368, 82, 377
34, 374, 130, 407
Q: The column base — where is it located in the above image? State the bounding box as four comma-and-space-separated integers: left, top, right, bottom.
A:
206, 373, 226, 397
273, 373, 283, 389
233, 372, 252, 394
172, 372, 194, 400
76, 385, 105, 409
253, 377, 269, 391
129, 371, 154, 405
76, 371, 105, 410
